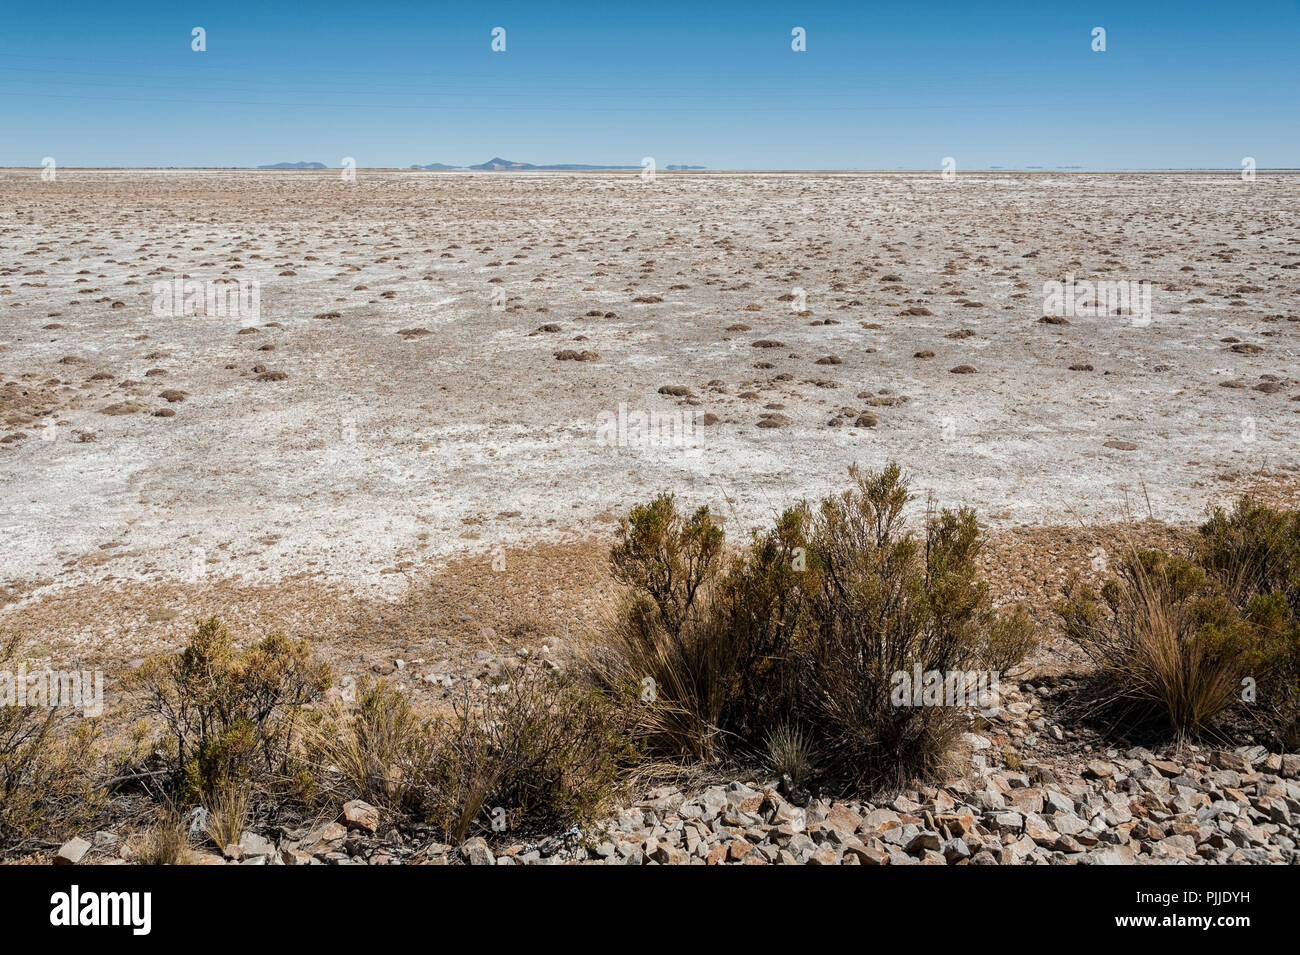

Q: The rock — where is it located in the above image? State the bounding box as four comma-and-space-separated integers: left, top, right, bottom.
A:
238, 831, 276, 858
1083, 760, 1115, 779
699, 786, 729, 818
1210, 750, 1252, 774
843, 841, 890, 865
55, 837, 92, 865
861, 808, 902, 833
342, 799, 380, 834
726, 782, 764, 814
460, 837, 495, 866
768, 797, 806, 832
986, 811, 1024, 834
1001, 835, 1039, 864
1086, 844, 1137, 865
1024, 814, 1058, 847
823, 804, 863, 836
1051, 813, 1089, 837
941, 837, 971, 863
727, 839, 755, 862
1207, 769, 1241, 790
935, 810, 977, 837
881, 823, 920, 848
1044, 790, 1075, 814
906, 830, 942, 854
1241, 745, 1268, 764
299, 822, 347, 854
651, 842, 689, 865
1007, 788, 1044, 814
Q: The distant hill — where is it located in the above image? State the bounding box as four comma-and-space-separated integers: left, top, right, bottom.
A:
257, 161, 327, 169
410, 157, 706, 171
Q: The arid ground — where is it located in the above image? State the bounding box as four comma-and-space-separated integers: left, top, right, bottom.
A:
2, 169, 1298, 680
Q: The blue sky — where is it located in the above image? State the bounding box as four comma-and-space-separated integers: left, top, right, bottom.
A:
1, 0, 1296, 169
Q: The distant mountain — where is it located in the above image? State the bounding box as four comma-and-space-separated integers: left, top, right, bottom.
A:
409, 157, 706, 171
469, 157, 540, 170
257, 161, 327, 169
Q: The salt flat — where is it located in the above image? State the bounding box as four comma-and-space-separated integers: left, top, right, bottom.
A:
2, 169, 1298, 603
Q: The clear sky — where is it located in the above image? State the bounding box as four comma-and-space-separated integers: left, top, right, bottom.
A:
1, 0, 1296, 169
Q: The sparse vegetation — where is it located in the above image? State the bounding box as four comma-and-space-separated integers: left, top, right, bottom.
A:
203, 781, 251, 852
422, 666, 633, 842
593, 463, 1037, 792
307, 680, 433, 816
1059, 497, 1300, 745
1059, 549, 1251, 738
309, 667, 632, 843
130, 808, 196, 865
0, 632, 103, 849
126, 617, 330, 803
763, 722, 817, 786
7, 487, 1300, 864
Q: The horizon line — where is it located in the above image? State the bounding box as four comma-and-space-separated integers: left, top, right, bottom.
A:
5, 166, 1300, 173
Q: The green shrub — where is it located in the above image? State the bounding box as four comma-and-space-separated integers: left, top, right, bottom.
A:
609, 493, 725, 640
1060, 498, 1300, 745
797, 465, 1032, 789
598, 463, 1036, 792
712, 505, 812, 743
1197, 498, 1300, 747
306, 679, 433, 815
424, 667, 633, 843
1198, 497, 1300, 607
128, 617, 330, 804
0, 633, 103, 850
598, 494, 732, 761
1058, 549, 1254, 739
308, 668, 631, 844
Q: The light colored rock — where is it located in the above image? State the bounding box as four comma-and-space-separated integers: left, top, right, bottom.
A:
460, 836, 495, 866
1209, 750, 1251, 774
54, 837, 91, 865
300, 821, 347, 854
341, 799, 380, 834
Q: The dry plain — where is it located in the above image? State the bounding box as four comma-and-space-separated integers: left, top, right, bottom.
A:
1, 169, 1298, 676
